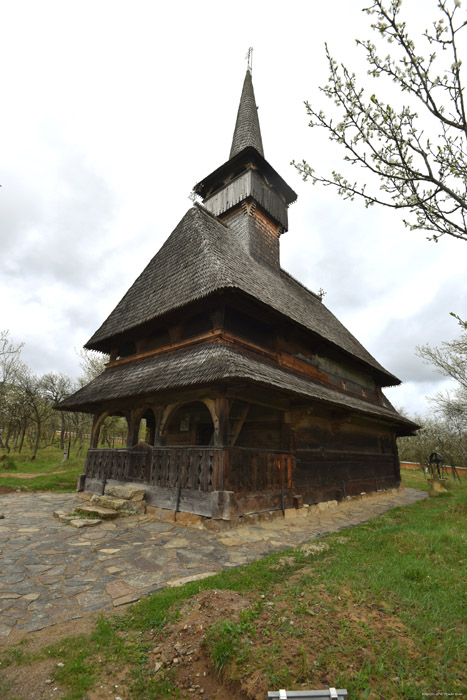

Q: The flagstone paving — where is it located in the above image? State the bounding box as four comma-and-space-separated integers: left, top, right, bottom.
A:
0, 488, 427, 640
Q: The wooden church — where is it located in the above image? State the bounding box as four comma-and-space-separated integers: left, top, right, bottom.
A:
59, 68, 416, 520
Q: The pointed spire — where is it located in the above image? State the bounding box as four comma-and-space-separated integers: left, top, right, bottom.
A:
229, 69, 264, 159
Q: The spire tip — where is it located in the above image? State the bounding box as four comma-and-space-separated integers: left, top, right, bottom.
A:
245, 47, 253, 73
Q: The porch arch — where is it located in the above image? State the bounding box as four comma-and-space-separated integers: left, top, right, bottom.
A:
161, 400, 216, 446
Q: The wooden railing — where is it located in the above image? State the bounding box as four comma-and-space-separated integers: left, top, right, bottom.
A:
84, 446, 294, 493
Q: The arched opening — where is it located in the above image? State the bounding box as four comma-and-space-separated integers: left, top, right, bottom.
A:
164, 401, 214, 446
141, 409, 157, 445
97, 414, 128, 448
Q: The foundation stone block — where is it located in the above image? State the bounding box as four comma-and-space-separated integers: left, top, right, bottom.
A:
146, 506, 176, 523
91, 494, 145, 513
317, 500, 338, 511
76, 505, 119, 520
174, 512, 204, 528
104, 484, 146, 501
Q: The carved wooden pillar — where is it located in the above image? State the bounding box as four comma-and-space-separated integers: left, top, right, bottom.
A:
144, 412, 156, 445
126, 410, 141, 447
158, 402, 181, 446
213, 397, 230, 447
90, 411, 108, 448
151, 407, 164, 446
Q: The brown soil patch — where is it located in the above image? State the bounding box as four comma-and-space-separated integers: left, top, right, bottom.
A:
0, 486, 14, 495
1, 570, 423, 700
148, 589, 253, 700
0, 613, 101, 700
0, 610, 101, 650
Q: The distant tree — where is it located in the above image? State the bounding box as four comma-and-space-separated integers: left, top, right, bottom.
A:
397, 412, 466, 468
42, 372, 74, 450
15, 368, 53, 460
1, 384, 25, 454
294, 0, 467, 242
417, 327, 467, 394
417, 325, 467, 443
0, 335, 95, 459
0, 331, 24, 450
69, 409, 92, 457
0, 330, 23, 385
78, 348, 109, 384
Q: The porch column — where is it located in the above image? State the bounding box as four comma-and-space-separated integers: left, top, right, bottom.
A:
213, 398, 230, 447
90, 411, 108, 448
158, 402, 181, 446
151, 407, 164, 446
211, 398, 230, 493
126, 410, 141, 447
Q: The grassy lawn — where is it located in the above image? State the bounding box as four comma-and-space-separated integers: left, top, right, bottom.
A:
0, 445, 84, 492
1, 468, 465, 699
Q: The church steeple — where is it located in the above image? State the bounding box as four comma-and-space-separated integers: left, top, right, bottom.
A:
229, 70, 264, 159
193, 64, 297, 270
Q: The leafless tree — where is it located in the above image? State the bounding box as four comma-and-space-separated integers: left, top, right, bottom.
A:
415, 324, 467, 466
42, 372, 74, 450
0, 331, 24, 450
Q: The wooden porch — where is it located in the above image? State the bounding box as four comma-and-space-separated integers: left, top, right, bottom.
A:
82, 445, 295, 519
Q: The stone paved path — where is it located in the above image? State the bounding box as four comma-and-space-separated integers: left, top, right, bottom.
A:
0, 488, 426, 641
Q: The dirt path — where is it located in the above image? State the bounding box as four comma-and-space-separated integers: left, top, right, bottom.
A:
0, 470, 67, 479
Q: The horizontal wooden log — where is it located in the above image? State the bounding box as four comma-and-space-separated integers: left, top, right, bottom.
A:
145, 486, 214, 517
233, 489, 294, 516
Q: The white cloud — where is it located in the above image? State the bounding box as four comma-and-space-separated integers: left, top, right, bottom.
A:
0, 0, 464, 418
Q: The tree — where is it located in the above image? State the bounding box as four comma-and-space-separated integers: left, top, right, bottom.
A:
415, 321, 466, 469
0, 330, 23, 385
417, 328, 467, 392
397, 412, 466, 468
42, 372, 74, 450
0, 331, 24, 450
294, 0, 467, 242
78, 348, 109, 385
15, 369, 53, 460
417, 324, 467, 425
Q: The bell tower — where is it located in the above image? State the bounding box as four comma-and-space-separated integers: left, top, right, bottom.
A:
194, 68, 297, 270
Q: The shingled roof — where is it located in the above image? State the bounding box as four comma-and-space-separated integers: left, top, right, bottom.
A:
230, 69, 264, 159
85, 204, 399, 385
59, 341, 413, 433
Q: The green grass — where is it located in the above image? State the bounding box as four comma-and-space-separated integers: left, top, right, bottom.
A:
0, 445, 85, 492
1, 469, 465, 699
204, 602, 263, 672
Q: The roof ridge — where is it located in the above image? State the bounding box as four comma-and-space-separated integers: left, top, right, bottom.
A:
193, 201, 228, 228
280, 268, 322, 301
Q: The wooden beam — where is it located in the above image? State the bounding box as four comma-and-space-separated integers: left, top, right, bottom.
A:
214, 397, 230, 447
229, 402, 249, 446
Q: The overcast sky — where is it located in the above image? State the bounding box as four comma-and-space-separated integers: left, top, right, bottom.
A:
1, 0, 465, 418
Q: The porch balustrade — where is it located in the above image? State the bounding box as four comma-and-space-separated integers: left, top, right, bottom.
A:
84, 445, 294, 493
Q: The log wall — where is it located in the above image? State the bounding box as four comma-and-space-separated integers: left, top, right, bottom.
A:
292, 410, 400, 503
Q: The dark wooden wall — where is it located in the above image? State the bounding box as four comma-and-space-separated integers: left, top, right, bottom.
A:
291, 410, 400, 503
